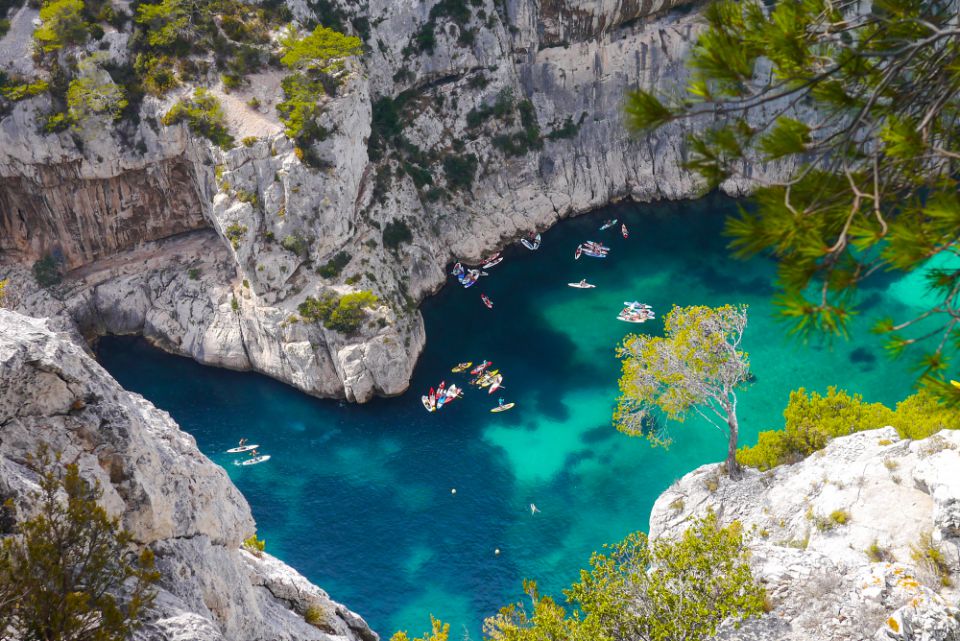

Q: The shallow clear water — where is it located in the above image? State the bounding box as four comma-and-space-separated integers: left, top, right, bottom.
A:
97, 195, 918, 638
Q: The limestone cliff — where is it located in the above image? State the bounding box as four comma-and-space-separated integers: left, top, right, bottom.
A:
0, 0, 784, 401
649, 428, 960, 641
0, 308, 377, 641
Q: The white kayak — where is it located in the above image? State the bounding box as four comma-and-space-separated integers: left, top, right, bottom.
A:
623, 301, 653, 309
491, 403, 515, 413
226, 444, 259, 453
483, 257, 503, 269
568, 282, 596, 289
236, 455, 271, 466
617, 315, 651, 323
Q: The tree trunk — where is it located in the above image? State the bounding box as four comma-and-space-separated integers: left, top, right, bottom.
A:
725, 410, 741, 480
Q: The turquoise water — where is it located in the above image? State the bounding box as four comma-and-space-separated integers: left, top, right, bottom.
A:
97, 195, 919, 638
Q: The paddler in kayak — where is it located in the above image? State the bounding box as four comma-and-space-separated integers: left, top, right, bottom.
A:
238, 438, 248, 447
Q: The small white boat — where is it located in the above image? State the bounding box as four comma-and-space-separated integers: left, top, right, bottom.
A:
236, 455, 271, 466
568, 281, 596, 289
226, 444, 259, 453
483, 256, 503, 269
520, 233, 542, 250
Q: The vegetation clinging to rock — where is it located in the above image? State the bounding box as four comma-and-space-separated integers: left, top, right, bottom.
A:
737, 387, 960, 470
162, 88, 234, 148
298, 290, 379, 334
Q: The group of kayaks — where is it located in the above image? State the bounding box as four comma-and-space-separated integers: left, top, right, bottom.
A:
225, 439, 271, 466
422, 360, 515, 413
618, 301, 655, 323
451, 252, 505, 309
575, 219, 628, 260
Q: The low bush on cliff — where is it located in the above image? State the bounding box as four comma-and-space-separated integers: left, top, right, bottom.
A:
0, 448, 159, 639
162, 88, 234, 148
32, 254, 63, 287
298, 290, 378, 334
397, 513, 765, 641
737, 387, 960, 470
382, 219, 412, 250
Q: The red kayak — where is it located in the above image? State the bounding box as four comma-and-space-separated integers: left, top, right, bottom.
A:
575, 245, 582, 260
481, 294, 494, 309
621, 223, 629, 239
470, 360, 492, 375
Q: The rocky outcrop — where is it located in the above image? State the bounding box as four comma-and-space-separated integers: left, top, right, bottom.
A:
0, 0, 783, 401
649, 428, 960, 641
0, 308, 377, 641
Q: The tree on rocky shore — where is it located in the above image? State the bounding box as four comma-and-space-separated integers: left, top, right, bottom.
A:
614, 304, 751, 478
481, 513, 766, 641
625, 0, 960, 397
0, 448, 159, 640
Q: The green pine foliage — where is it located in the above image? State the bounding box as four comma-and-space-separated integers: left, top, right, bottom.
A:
481, 513, 765, 641
0, 448, 159, 639
278, 25, 361, 73
162, 88, 234, 148
66, 72, 127, 126
382, 219, 413, 250
33, 0, 88, 52
737, 387, 960, 470
623, 0, 960, 394
298, 290, 379, 334
390, 617, 450, 641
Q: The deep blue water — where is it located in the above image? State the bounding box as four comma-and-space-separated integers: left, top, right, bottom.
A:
97, 195, 918, 638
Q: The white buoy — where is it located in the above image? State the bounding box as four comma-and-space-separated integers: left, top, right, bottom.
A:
451, 488, 457, 495
495, 548, 500, 555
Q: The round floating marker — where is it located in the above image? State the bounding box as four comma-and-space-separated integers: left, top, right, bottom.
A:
494, 548, 500, 555
451, 488, 457, 495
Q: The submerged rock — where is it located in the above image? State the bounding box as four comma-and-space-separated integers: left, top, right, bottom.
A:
650, 428, 960, 641
0, 309, 376, 641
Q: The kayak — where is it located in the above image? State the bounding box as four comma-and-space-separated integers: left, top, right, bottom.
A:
483, 257, 503, 269
584, 241, 610, 251
451, 262, 464, 276
520, 234, 541, 250
481, 294, 493, 309
621, 223, 629, 239
582, 249, 608, 258
575, 245, 582, 260
226, 444, 259, 453
568, 282, 596, 289
617, 316, 649, 323
491, 403, 515, 413
488, 375, 503, 394
470, 361, 492, 375
451, 362, 472, 373
462, 276, 477, 288
624, 301, 653, 309
599, 219, 618, 231
421, 395, 435, 411
236, 455, 271, 466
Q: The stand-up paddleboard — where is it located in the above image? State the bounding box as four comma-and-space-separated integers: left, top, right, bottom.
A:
599, 219, 618, 230
491, 403, 515, 412
226, 444, 259, 453
236, 455, 271, 466
568, 282, 596, 289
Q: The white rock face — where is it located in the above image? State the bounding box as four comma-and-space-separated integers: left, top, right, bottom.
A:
0, 0, 790, 401
0, 309, 377, 641
649, 428, 960, 641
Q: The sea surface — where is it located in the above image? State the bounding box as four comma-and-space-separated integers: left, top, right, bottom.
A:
97, 195, 921, 639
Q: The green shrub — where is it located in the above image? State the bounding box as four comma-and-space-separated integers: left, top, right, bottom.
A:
161, 88, 234, 148
298, 290, 378, 334
0, 18, 10, 38
241, 135, 257, 147
224, 223, 247, 249
317, 250, 350, 278
279, 24, 361, 72
0, 448, 159, 639
187, 268, 200, 280
911, 531, 952, 586
231, 295, 239, 311
33, 0, 88, 53
738, 387, 960, 470
305, 604, 326, 627
0, 76, 49, 102
32, 254, 62, 287
66, 73, 127, 126
442, 153, 477, 191
382, 219, 412, 250
243, 534, 266, 556
866, 540, 893, 563
281, 233, 310, 258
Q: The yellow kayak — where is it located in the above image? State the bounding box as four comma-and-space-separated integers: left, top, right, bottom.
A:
452, 362, 472, 373
951, 380, 960, 389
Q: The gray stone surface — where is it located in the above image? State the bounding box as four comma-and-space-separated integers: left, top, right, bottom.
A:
0, 309, 376, 641
650, 428, 960, 641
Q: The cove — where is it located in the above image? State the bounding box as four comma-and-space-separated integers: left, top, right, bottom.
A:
96, 195, 918, 638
